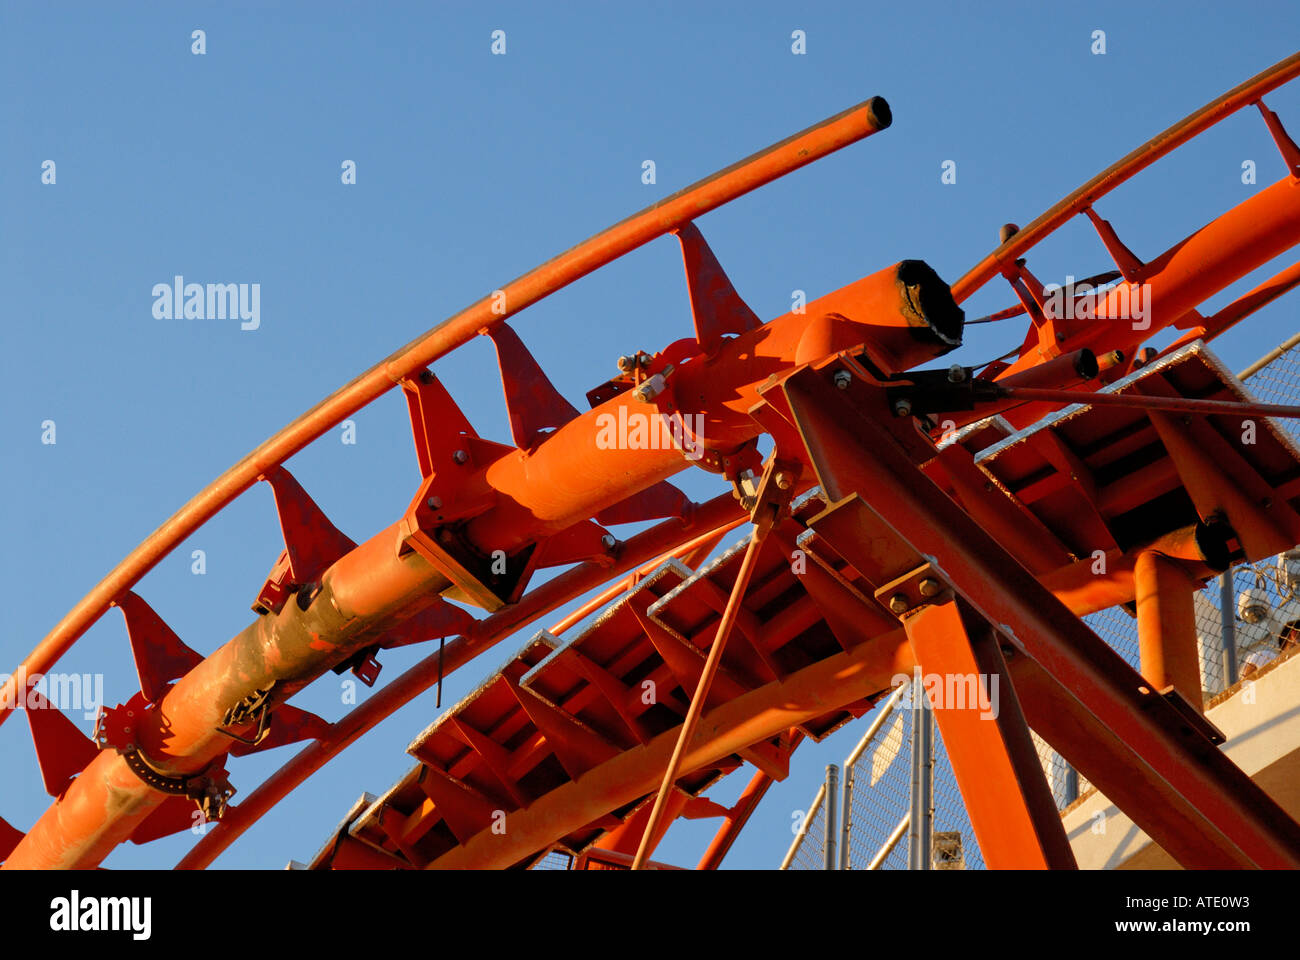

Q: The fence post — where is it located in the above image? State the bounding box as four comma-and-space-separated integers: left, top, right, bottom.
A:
1220, 569, 1239, 688
824, 764, 840, 870
839, 763, 854, 869
908, 683, 933, 870
1063, 762, 1079, 806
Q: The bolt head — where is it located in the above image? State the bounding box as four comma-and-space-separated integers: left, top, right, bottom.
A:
601, 534, 617, 550
947, 364, 966, 384
918, 578, 942, 598
888, 594, 910, 615
893, 398, 913, 417
775, 471, 792, 490
452, 449, 468, 464
832, 369, 852, 390
427, 496, 442, 510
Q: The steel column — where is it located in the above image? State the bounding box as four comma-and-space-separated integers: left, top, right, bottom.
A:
902, 598, 1077, 868
1135, 550, 1205, 712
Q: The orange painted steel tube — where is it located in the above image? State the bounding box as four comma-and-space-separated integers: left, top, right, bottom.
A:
174, 494, 744, 869
1135, 551, 1205, 712
997, 386, 1300, 420
951, 51, 1300, 303
1, 95, 893, 732
1041, 523, 1230, 618
631, 521, 772, 869
696, 739, 795, 870
994, 173, 1300, 383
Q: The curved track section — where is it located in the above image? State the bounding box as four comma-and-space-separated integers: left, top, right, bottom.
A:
5, 54, 1300, 870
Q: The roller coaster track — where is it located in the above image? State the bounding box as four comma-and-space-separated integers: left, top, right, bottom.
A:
5, 51, 1300, 870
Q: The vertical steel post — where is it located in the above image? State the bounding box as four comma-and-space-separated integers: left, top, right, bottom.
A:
824, 764, 840, 871
1220, 570, 1239, 688
1063, 763, 1079, 806
839, 763, 854, 870
908, 680, 933, 870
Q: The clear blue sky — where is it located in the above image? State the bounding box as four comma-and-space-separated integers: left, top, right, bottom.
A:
2, 1, 1297, 869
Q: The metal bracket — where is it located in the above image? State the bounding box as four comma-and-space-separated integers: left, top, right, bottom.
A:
121, 747, 236, 822
874, 562, 953, 620
93, 691, 153, 752
1143, 684, 1228, 746
215, 685, 275, 746
97, 693, 237, 821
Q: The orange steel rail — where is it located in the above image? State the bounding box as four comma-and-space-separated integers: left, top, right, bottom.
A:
950, 51, 1300, 303
2, 95, 894, 869
0, 95, 893, 730
6, 49, 1300, 872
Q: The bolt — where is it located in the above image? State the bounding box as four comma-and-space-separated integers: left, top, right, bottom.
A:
601, 534, 617, 550
947, 364, 966, 384
775, 471, 792, 490
893, 398, 913, 417
617, 355, 634, 372
427, 496, 442, 510
833, 369, 852, 390
918, 578, 942, 598
888, 594, 910, 615
452, 449, 468, 464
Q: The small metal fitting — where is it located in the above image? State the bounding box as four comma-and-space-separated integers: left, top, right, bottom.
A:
888, 594, 910, 615
832, 369, 852, 390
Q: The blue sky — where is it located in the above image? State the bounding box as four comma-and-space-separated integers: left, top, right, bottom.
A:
1, 1, 1298, 870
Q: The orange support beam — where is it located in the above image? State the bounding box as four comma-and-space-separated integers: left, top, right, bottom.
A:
1135, 551, 1206, 713
901, 598, 1076, 868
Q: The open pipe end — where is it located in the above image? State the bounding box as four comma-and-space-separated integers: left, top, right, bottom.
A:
897, 260, 964, 351
1194, 517, 1236, 573
866, 96, 892, 131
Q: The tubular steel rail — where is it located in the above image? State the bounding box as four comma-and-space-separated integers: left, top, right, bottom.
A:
4, 51, 1300, 871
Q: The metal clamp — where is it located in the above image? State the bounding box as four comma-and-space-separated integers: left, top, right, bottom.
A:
121, 747, 236, 821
